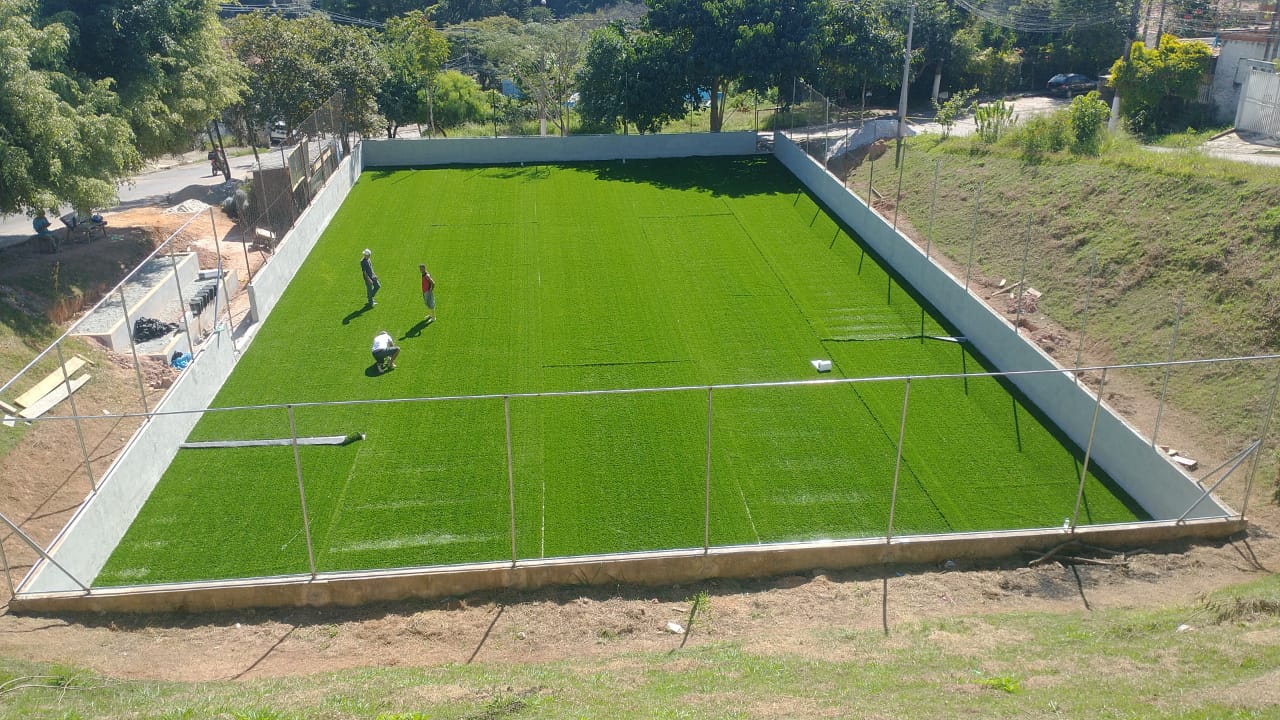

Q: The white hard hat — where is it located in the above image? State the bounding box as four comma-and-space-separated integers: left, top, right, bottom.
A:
363, 248, 371, 256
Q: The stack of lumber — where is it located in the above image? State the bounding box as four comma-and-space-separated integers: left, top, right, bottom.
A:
1, 355, 93, 427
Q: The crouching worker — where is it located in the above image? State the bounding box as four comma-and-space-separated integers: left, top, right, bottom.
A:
371, 330, 399, 373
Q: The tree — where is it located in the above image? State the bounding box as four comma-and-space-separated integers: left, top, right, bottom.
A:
316, 0, 423, 22
432, 70, 488, 129
228, 12, 388, 138
820, 0, 904, 112
1108, 34, 1211, 133
645, 0, 826, 132
0, 0, 141, 216
576, 23, 687, 133
1067, 90, 1109, 154
378, 9, 449, 137
479, 20, 587, 136
38, 0, 244, 158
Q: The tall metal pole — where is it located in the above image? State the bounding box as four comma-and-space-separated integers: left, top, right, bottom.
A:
55, 342, 96, 492
1074, 250, 1097, 384
1014, 216, 1032, 334
965, 183, 982, 291
1151, 295, 1184, 447
209, 207, 233, 338
895, 5, 916, 168
893, 142, 906, 230
117, 286, 150, 414
506, 396, 517, 566
287, 405, 318, 578
704, 387, 713, 555
886, 379, 911, 543
1070, 368, 1108, 530
1242, 364, 1280, 520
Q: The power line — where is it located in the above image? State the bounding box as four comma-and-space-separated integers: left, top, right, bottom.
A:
952, 0, 1125, 32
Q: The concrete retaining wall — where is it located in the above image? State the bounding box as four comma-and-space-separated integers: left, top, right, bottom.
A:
10, 518, 1244, 614
22, 328, 239, 593
772, 133, 1230, 521
361, 132, 759, 167
249, 143, 364, 324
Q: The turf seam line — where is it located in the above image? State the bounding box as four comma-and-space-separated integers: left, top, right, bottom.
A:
723, 197, 823, 345
320, 435, 369, 559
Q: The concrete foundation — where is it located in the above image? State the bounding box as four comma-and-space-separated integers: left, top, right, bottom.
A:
10, 518, 1244, 614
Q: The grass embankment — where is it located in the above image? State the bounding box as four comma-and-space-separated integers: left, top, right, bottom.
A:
2, 576, 1277, 719
98, 156, 1141, 585
850, 134, 1280, 453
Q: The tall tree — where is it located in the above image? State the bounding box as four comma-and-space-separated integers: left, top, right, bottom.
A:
820, 0, 904, 107
645, 0, 826, 132
577, 23, 687, 133
316, 0, 422, 22
378, 9, 449, 137
479, 19, 587, 136
228, 12, 388, 138
38, 0, 244, 158
0, 0, 141, 216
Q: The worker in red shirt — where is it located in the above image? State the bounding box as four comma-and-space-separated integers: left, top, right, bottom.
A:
420, 264, 435, 322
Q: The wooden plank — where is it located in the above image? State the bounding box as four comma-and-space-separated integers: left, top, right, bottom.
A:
14, 356, 88, 408
0, 400, 17, 415
18, 374, 90, 419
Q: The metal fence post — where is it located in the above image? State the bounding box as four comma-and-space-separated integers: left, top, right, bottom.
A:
1152, 295, 1184, 447
117, 285, 150, 414
1074, 250, 1096, 384
1070, 367, 1108, 531
167, 242, 196, 353
886, 378, 911, 543
287, 405, 318, 578
55, 342, 96, 491
209, 207, 234, 336
1242, 364, 1280, 520
965, 183, 982, 291
867, 157, 875, 210
892, 142, 906, 230
506, 395, 517, 566
704, 386, 713, 555
926, 159, 940, 260
1014, 217, 1032, 334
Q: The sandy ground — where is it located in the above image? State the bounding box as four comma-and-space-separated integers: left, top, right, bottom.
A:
0, 162, 1275, 687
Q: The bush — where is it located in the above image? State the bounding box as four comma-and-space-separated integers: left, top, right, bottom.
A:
974, 99, 1015, 143
1013, 111, 1069, 161
1068, 92, 1110, 155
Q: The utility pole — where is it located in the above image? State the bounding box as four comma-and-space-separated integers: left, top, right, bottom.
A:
896, 4, 915, 168
1108, 0, 1144, 133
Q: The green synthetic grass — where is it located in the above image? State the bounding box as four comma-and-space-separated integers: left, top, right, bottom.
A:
97, 156, 1146, 586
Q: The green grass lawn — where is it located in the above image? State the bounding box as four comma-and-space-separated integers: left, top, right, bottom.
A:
97, 156, 1145, 586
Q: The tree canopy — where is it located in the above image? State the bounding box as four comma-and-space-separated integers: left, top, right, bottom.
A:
576, 23, 687, 133
1109, 35, 1211, 132
1, 1, 142, 216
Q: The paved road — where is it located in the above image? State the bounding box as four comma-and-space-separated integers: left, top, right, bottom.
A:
0, 152, 258, 249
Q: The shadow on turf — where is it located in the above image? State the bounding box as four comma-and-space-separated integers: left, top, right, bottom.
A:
342, 304, 373, 325
401, 317, 433, 339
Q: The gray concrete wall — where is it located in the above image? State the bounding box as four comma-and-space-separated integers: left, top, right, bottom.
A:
1211, 34, 1271, 123
772, 133, 1230, 522
249, 143, 364, 324
10, 517, 1244, 614
361, 132, 760, 167
21, 147, 365, 596
22, 328, 239, 593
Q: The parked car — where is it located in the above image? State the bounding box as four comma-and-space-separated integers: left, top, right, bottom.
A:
1046, 73, 1098, 96
269, 121, 288, 145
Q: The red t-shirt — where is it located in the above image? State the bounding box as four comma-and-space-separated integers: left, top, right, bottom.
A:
421, 273, 434, 292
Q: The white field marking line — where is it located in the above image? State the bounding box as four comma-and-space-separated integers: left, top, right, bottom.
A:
721, 447, 761, 544
321, 435, 367, 553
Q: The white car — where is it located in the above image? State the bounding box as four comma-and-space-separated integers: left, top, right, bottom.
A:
269, 121, 288, 145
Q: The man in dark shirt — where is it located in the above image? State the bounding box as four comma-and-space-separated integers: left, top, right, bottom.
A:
361, 248, 380, 307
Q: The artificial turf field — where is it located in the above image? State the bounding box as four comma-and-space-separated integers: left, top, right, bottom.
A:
97, 156, 1147, 586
